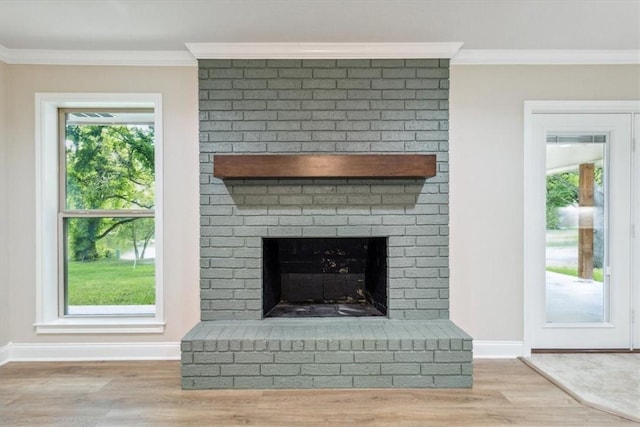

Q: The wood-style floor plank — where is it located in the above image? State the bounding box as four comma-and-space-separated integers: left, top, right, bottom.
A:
0, 359, 633, 426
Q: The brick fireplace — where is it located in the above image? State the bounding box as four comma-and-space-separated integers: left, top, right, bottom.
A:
182, 58, 472, 389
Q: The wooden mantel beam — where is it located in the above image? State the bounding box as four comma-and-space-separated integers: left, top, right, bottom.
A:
213, 154, 437, 179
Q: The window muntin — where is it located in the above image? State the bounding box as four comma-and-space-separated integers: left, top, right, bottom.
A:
59, 109, 156, 317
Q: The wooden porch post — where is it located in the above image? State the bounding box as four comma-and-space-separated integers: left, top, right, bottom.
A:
578, 163, 594, 280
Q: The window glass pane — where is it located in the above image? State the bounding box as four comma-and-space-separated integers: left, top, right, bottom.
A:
545, 138, 607, 323
64, 217, 155, 316
64, 112, 155, 210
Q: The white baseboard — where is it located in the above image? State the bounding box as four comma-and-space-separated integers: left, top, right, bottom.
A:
0, 340, 522, 364
473, 341, 524, 358
0, 343, 10, 366
1, 342, 180, 363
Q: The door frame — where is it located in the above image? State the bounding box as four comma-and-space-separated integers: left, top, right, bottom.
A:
523, 100, 640, 356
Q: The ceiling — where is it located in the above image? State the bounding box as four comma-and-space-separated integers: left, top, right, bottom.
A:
547, 144, 605, 175
1, 0, 638, 52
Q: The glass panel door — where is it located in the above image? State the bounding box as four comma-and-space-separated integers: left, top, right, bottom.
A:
545, 135, 607, 324
527, 113, 632, 350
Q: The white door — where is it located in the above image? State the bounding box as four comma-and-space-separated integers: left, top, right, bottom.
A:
526, 113, 633, 349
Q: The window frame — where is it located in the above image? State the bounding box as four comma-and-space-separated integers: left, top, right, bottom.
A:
35, 93, 164, 334
58, 108, 156, 317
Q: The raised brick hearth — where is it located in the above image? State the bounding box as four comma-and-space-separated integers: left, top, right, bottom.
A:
182, 319, 471, 388
182, 58, 473, 389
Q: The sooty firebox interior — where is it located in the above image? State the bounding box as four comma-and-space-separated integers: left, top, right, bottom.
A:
262, 237, 387, 318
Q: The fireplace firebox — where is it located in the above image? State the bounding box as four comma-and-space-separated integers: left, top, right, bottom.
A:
262, 238, 387, 318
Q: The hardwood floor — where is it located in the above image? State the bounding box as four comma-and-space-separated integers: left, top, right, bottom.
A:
0, 359, 633, 426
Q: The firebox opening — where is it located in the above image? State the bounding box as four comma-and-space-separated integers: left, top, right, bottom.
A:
262, 237, 387, 318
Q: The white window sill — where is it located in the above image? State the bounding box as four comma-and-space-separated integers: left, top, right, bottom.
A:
67, 305, 156, 316
34, 317, 166, 334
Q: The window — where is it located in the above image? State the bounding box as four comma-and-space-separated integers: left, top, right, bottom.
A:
61, 109, 156, 316
36, 94, 164, 333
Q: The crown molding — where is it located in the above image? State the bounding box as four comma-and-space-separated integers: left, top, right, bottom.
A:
2, 44, 638, 66
0, 45, 196, 66
185, 42, 464, 59
452, 49, 640, 65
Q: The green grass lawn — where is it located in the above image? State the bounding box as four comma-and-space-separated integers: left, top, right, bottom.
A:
546, 265, 604, 282
67, 258, 155, 305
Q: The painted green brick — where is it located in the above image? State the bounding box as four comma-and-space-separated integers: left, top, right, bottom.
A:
462, 363, 473, 375
244, 69, 277, 79
434, 375, 472, 388
312, 376, 353, 388
189, 59, 474, 389
232, 59, 266, 68
381, 363, 420, 375
234, 376, 274, 388
234, 352, 274, 364
261, 364, 300, 376
301, 364, 340, 376
220, 364, 260, 376
340, 364, 380, 375
193, 377, 233, 389
353, 376, 394, 388
193, 353, 233, 364
392, 376, 434, 387
267, 59, 301, 68
275, 352, 314, 364
181, 352, 193, 364
393, 351, 434, 363
315, 352, 354, 364
182, 320, 472, 389
422, 363, 462, 375
273, 376, 313, 388
182, 365, 221, 377
353, 352, 394, 363
434, 351, 473, 363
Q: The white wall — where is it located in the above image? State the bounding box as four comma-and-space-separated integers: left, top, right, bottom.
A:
4, 64, 200, 344
449, 64, 640, 342
3, 63, 639, 351
0, 60, 9, 349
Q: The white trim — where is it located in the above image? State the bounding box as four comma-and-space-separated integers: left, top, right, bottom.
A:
35, 93, 165, 334
3, 44, 638, 65
523, 101, 640, 354
0, 45, 10, 63
524, 101, 640, 115
633, 114, 640, 349
0, 343, 10, 366
452, 49, 640, 65
1, 342, 180, 362
34, 320, 166, 335
0, 341, 521, 363
186, 42, 465, 59
473, 341, 525, 358
0, 45, 195, 66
